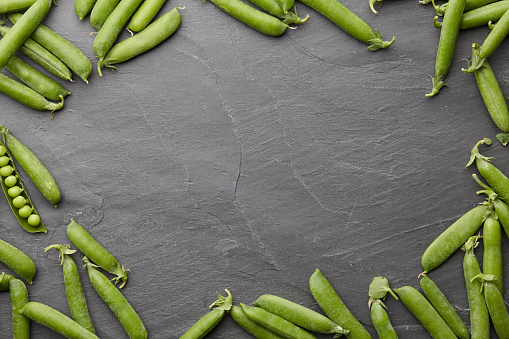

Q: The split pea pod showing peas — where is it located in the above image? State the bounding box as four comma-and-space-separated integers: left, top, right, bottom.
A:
9, 278, 30, 339
0, 237, 36, 284
67, 219, 129, 287
419, 274, 469, 339
241, 304, 317, 339
254, 294, 349, 336
84, 256, 147, 339
98, 7, 181, 76
8, 13, 92, 83
0, 142, 47, 233
181, 289, 233, 338
204, 0, 289, 37
0, 0, 36, 13
420, 204, 490, 273
20, 302, 99, 339
393, 286, 457, 339
309, 269, 372, 339
1, 126, 61, 207
483, 216, 503, 293
230, 305, 285, 339
127, 0, 167, 32
296, 0, 395, 51
45, 244, 96, 334
425, 0, 465, 97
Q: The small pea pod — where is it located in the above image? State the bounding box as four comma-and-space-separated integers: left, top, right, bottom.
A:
181, 289, 233, 339
230, 305, 285, 339
19, 302, 99, 339
1, 126, 61, 207
84, 257, 147, 339
483, 216, 503, 293
419, 274, 469, 339
369, 301, 398, 339
127, 0, 167, 32
241, 304, 317, 339
45, 244, 96, 334
0, 0, 36, 13
253, 294, 349, 336
67, 219, 128, 287
9, 278, 30, 339
473, 274, 509, 338
421, 204, 490, 273
309, 268, 372, 339
297, 0, 394, 51
0, 237, 36, 284
394, 286, 457, 339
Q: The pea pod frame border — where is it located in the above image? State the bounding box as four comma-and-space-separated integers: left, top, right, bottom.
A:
0, 140, 46, 233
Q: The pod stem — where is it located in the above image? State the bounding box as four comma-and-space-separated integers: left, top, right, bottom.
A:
280, 7, 309, 25
369, 0, 382, 14
461, 43, 484, 74
431, 0, 446, 15
209, 289, 233, 312
466, 138, 493, 167
461, 235, 481, 253
45, 244, 76, 265
425, 75, 447, 97
366, 30, 395, 51
111, 265, 129, 289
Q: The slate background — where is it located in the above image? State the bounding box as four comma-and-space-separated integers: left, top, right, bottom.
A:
1, 0, 508, 337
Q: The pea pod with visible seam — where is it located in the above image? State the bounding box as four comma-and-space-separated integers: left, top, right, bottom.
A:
9, 278, 30, 339
0, 237, 36, 284
230, 305, 285, 339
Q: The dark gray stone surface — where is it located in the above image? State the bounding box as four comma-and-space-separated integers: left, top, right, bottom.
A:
0, 0, 507, 337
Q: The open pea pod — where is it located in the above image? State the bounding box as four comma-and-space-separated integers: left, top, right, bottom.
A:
0, 140, 46, 233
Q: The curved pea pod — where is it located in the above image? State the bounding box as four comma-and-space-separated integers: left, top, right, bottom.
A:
461, 0, 509, 29
369, 300, 398, 339
9, 278, 30, 339
127, 0, 167, 32
297, 0, 395, 51
393, 286, 457, 339
1, 128, 61, 207
84, 257, 146, 339
483, 216, 503, 293
309, 268, 372, 339
181, 289, 233, 338
19, 302, 99, 339
0, 141, 47, 233
230, 305, 285, 339
419, 274, 469, 339
67, 220, 128, 287
45, 244, 96, 334
89, 0, 121, 30
0, 238, 36, 284
0, 0, 36, 12
241, 304, 317, 339
254, 294, 348, 336
98, 7, 181, 76
421, 204, 490, 273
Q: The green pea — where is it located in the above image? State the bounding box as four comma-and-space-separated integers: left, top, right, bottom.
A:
369, 301, 398, 339
18, 205, 32, 219
12, 196, 26, 208
27, 214, 40, 227
0, 156, 10, 167
0, 165, 14, 177
9, 278, 30, 339
19, 302, 99, 338
0, 238, 36, 284
4, 175, 17, 187
230, 305, 285, 338
8, 186, 23, 198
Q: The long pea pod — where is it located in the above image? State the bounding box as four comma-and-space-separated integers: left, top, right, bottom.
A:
0, 238, 36, 284
89, 0, 121, 30
98, 7, 181, 75
297, 0, 394, 51
181, 289, 233, 339
230, 305, 286, 339
45, 244, 96, 334
421, 204, 490, 273
0, 0, 36, 13
483, 216, 503, 293
9, 278, 30, 339
127, 0, 167, 31
8, 13, 92, 83
67, 219, 129, 287
461, 0, 509, 29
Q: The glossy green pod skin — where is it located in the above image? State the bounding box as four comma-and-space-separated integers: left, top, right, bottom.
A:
419, 274, 469, 339
9, 278, 30, 339
253, 294, 348, 335
0, 0, 36, 12
98, 7, 181, 75
2, 129, 61, 207
75, 0, 97, 19
309, 268, 372, 339
230, 305, 285, 339
394, 286, 457, 339
369, 301, 398, 339
89, 0, 121, 30
0, 140, 46, 233
483, 216, 503, 293
8, 13, 92, 83
67, 219, 128, 287
421, 205, 489, 273
19, 302, 99, 339
482, 280, 509, 338
0, 238, 36, 284
461, 0, 509, 29
84, 257, 147, 339
127, 0, 167, 32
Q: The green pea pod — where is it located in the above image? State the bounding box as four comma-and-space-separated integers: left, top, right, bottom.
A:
84, 257, 147, 339
492, 198, 509, 237
478, 276, 509, 338
0, 238, 36, 284
0, 0, 36, 12
421, 204, 490, 273
0, 273, 14, 291
181, 289, 233, 339
245, 0, 309, 24
460, 0, 509, 29
230, 305, 286, 339
309, 268, 372, 339
254, 294, 349, 336
75, 0, 97, 19
127, 0, 167, 32
0, 140, 47, 233
483, 216, 503, 293
19, 302, 99, 339
89, 0, 121, 30
394, 286, 457, 339
45, 244, 96, 335
98, 7, 181, 76
297, 0, 395, 50
9, 278, 30, 339
419, 274, 469, 339
8, 13, 93, 83
67, 220, 128, 287
437, 0, 501, 13
369, 301, 398, 339
241, 304, 317, 339
1, 127, 61, 207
